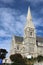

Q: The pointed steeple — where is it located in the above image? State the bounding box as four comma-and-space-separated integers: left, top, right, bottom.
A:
27, 7, 32, 21
12, 35, 14, 41
24, 7, 35, 29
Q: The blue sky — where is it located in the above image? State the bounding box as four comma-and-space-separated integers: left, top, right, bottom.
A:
0, 0, 43, 56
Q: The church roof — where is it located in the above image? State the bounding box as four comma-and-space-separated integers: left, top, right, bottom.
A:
36, 36, 43, 43
14, 35, 43, 43
15, 36, 23, 42
36, 36, 43, 47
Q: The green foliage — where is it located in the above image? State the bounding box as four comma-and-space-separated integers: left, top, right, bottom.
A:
10, 54, 43, 65
10, 53, 22, 62
37, 55, 43, 62
0, 48, 8, 59
27, 55, 43, 63
33, 57, 37, 62
10, 53, 26, 65
21, 57, 33, 65
28, 55, 43, 63
11, 62, 25, 65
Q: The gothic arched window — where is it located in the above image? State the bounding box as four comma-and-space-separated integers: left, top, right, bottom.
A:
30, 32, 32, 36
17, 45, 19, 50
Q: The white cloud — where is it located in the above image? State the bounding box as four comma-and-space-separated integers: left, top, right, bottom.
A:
0, 8, 26, 37
33, 18, 43, 27
36, 29, 43, 33
0, 7, 42, 37
0, 39, 11, 57
19, 15, 26, 25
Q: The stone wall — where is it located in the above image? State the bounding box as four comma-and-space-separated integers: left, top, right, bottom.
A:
34, 61, 43, 65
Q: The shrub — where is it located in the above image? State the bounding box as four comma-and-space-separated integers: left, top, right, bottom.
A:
10, 53, 26, 65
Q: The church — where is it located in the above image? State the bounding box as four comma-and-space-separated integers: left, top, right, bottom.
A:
9, 7, 43, 59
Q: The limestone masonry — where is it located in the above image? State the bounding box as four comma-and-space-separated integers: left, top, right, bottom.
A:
10, 7, 43, 58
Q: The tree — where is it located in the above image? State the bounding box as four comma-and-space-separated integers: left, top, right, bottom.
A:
0, 48, 8, 59
10, 53, 26, 65
37, 55, 43, 62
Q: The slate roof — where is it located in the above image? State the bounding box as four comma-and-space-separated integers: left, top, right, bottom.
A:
15, 36, 23, 42
36, 36, 43, 43
14, 35, 43, 43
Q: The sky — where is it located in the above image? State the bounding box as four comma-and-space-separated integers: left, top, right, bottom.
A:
0, 0, 43, 56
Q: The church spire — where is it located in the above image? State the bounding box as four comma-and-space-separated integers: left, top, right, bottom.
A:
27, 7, 32, 21
24, 6, 35, 29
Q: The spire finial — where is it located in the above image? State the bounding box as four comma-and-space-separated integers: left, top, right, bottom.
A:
24, 6, 35, 29
27, 6, 32, 21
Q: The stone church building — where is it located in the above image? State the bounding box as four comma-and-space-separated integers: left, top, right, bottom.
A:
9, 7, 43, 60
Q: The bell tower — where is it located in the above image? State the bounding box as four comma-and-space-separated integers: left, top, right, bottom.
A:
24, 7, 37, 57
